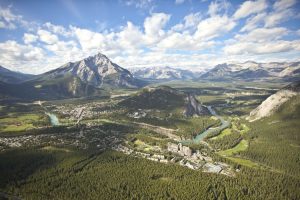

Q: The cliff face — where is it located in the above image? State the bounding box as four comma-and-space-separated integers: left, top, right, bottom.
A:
184, 94, 210, 117
248, 81, 300, 121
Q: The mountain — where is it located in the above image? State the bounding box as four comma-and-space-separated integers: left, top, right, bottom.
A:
119, 86, 209, 116
201, 61, 300, 81
248, 81, 300, 121
37, 53, 143, 89
130, 66, 197, 81
0, 66, 35, 84
0, 53, 144, 100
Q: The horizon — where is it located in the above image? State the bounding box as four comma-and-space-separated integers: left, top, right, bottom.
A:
0, 0, 300, 74
1, 52, 300, 75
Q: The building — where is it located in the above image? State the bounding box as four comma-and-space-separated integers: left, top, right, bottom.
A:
167, 142, 192, 157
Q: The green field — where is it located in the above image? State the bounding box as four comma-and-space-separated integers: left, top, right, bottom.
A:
0, 113, 48, 133
218, 139, 249, 156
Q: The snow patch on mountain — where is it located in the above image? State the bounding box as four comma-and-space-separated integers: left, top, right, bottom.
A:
130, 66, 197, 80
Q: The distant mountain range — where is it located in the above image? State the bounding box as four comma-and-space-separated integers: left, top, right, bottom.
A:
0, 53, 143, 100
130, 66, 198, 81
200, 61, 300, 81
1, 54, 300, 100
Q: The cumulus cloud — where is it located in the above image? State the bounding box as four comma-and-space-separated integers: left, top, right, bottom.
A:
224, 26, 297, 55
233, 0, 268, 19
43, 22, 72, 37
235, 27, 288, 42
144, 13, 171, 44
0, 40, 45, 72
194, 15, 236, 40
72, 27, 106, 51
172, 12, 202, 32
23, 33, 38, 44
0, 1, 299, 74
224, 40, 300, 55
37, 29, 59, 44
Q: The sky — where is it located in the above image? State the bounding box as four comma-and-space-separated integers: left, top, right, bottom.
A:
0, 0, 300, 74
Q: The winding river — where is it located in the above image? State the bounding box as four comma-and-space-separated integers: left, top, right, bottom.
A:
182, 106, 230, 144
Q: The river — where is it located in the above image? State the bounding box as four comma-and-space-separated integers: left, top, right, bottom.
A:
45, 112, 60, 126
182, 106, 230, 144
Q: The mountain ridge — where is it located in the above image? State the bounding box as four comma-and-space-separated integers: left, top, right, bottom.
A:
0, 66, 35, 84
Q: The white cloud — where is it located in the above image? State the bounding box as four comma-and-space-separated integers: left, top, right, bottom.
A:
43, 22, 72, 37
273, 0, 296, 11
37, 29, 59, 44
72, 27, 106, 51
124, 0, 153, 9
157, 32, 215, 51
235, 27, 288, 42
0, 6, 29, 29
144, 13, 171, 44
23, 33, 38, 44
0, 20, 5, 28
207, 0, 230, 16
194, 15, 236, 40
264, 9, 293, 27
224, 40, 300, 55
117, 22, 144, 51
240, 12, 266, 32
172, 12, 202, 32
0, 40, 45, 72
233, 0, 268, 19
175, 0, 185, 5
0, 3, 299, 74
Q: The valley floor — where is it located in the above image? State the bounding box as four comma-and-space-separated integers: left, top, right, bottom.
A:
0, 81, 299, 199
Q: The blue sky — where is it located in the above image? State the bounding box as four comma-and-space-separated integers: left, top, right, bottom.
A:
0, 0, 300, 74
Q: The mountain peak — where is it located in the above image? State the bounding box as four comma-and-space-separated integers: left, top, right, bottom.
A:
42, 52, 141, 89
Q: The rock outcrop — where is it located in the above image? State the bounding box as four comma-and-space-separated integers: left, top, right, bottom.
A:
184, 94, 210, 117
248, 81, 300, 121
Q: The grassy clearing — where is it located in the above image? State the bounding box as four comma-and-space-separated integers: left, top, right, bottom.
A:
218, 139, 249, 156
226, 157, 260, 168
0, 114, 40, 123
0, 113, 45, 133
2, 124, 34, 132
210, 128, 232, 140
134, 139, 155, 152
240, 124, 250, 135
41, 146, 72, 153
217, 139, 261, 168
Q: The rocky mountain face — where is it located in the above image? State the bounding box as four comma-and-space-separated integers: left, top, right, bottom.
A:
0, 66, 35, 84
201, 61, 300, 81
183, 94, 210, 117
40, 53, 142, 88
248, 81, 300, 121
0, 53, 144, 100
130, 66, 196, 80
